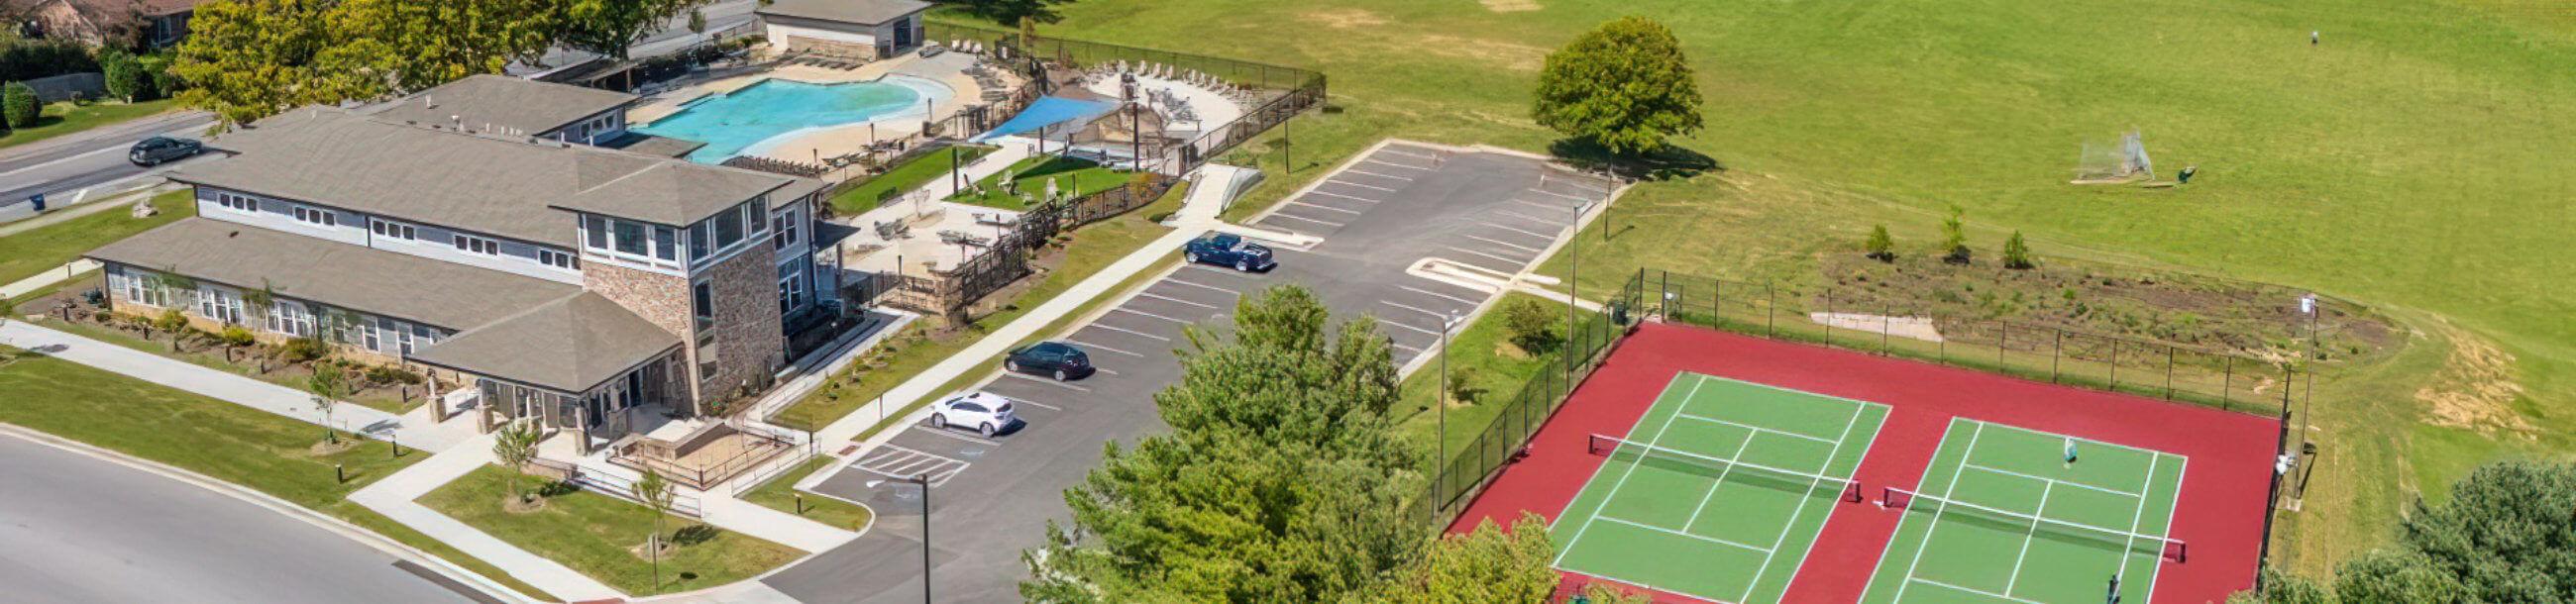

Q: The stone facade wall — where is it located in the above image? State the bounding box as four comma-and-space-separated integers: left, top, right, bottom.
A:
583, 261, 693, 337
692, 244, 786, 414
786, 36, 879, 60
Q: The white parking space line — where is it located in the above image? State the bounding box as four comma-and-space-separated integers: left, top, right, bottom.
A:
1114, 306, 1198, 325
1263, 213, 1346, 228
1326, 179, 1399, 193
915, 429, 1001, 448
1379, 148, 1439, 160
1288, 201, 1366, 215
1064, 339, 1144, 357
1448, 245, 1531, 266
1089, 322, 1171, 342
1008, 397, 1063, 411
1390, 341, 1425, 352
1400, 285, 1483, 306
1378, 319, 1442, 337
1364, 158, 1433, 171
1480, 221, 1557, 240
1003, 372, 1092, 392
1511, 199, 1570, 212
1092, 367, 1120, 375
1343, 168, 1414, 181
1163, 276, 1241, 294
1496, 210, 1560, 224
1382, 299, 1450, 320
1531, 188, 1592, 203
1442, 252, 1521, 274
1306, 190, 1381, 204
1137, 291, 1220, 309
855, 446, 971, 485
1463, 234, 1544, 253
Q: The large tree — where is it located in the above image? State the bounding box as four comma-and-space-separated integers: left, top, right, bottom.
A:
1023, 285, 1423, 603
330, 0, 565, 92
1374, 513, 1557, 603
172, 0, 567, 125
2234, 460, 2576, 603
1533, 17, 1705, 156
935, 0, 1078, 25
558, 0, 705, 62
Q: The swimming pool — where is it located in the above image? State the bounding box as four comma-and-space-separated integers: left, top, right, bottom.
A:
634, 76, 951, 163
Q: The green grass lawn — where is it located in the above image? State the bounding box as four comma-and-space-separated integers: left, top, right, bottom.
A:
27, 315, 421, 413
0, 348, 554, 601
947, 155, 1133, 211
0, 99, 181, 151
740, 456, 874, 531
421, 464, 803, 596
0, 189, 194, 285
1010, 0, 2576, 571
771, 182, 1187, 431
1391, 293, 1595, 470
829, 145, 996, 216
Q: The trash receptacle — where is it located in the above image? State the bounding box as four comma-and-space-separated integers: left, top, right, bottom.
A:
28, 193, 44, 212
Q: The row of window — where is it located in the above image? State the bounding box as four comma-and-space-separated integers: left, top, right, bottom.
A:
454, 234, 499, 255
116, 271, 445, 355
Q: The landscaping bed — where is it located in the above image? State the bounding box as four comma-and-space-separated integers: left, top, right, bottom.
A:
20, 283, 432, 414
948, 155, 1135, 212
826, 144, 995, 217
421, 464, 802, 596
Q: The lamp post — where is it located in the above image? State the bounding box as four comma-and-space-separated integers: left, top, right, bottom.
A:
869, 474, 933, 604
1436, 309, 1465, 493
1567, 196, 1596, 380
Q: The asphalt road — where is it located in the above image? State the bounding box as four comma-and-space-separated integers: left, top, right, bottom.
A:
0, 434, 481, 604
762, 145, 1613, 602
0, 110, 215, 225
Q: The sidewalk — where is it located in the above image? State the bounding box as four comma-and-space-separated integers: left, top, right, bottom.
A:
0, 321, 462, 452
1, 259, 97, 300
698, 493, 857, 553
352, 434, 626, 602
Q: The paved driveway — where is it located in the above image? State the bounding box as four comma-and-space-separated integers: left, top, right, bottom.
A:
764, 144, 1612, 602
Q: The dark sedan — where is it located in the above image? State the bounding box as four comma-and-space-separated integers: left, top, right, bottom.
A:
127, 136, 202, 166
1184, 233, 1277, 272
1005, 341, 1095, 381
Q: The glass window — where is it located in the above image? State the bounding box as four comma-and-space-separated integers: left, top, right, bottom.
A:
612, 220, 647, 255
690, 223, 710, 258
653, 227, 678, 261
744, 203, 766, 235
693, 282, 713, 321
585, 216, 608, 250
713, 210, 743, 248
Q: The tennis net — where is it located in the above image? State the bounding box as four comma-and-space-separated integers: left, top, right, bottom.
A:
1881, 486, 2189, 562
1585, 433, 1863, 502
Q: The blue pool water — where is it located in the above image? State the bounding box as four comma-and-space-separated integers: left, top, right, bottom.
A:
635, 77, 944, 163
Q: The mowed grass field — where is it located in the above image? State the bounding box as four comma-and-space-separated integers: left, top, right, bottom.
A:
1008, 0, 2576, 574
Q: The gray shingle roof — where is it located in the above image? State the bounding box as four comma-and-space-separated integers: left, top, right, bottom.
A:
757, 0, 931, 26
409, 292, 681, 393
366, 75, 638, 138
170, 108, 820, 244
84, 218, 579, 330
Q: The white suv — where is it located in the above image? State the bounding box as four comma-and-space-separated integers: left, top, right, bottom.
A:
928, 391, 1020, 438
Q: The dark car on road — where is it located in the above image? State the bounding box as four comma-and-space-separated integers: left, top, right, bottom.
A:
1005, 341, 1095, 381
128, 137, 202, 166
1184, 233, 1276, 272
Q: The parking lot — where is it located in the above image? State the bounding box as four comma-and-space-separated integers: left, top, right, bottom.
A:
767, 143, 1615, 603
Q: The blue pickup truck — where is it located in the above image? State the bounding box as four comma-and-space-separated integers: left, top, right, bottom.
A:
1184, 233, 1277, 272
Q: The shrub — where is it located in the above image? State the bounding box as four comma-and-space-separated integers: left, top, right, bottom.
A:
153, 308, 189, 333
1502, 299, 1562, 355
104, 57, 152, 101
218, 325, 255, 347
277, 335, 329, 362
2, 81, 38, 129
366, 365, 422, 386
1446, 366, 1484, 405
1865, 225, 1895, 261
2002, 230, 2035, 269
1940, 205, 1971, 264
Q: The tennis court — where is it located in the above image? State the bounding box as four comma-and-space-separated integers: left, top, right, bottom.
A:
1861, 418, 2189, 604
1551, 372, 1889, 603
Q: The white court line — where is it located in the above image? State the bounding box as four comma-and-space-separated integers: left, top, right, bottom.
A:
1113, 306, 1197, 325
1306, 190, 1380, 204
1446, 246, 1529, 266
1326, 179, 1399, 192
2149, 456, 2188, 601
1088, 322, 1171, 342
1678, 413, 1840, 446
1891, 421, 1986, 603
1400, 285, 1481, 306
1910, 578, 2043, 604
1263, 213, 1346, 228
1065, 339, 1144, 357
1162, 276, 1240, 294
1288, 201, 1366, 215
1137, 291, 1219, 309
1553, 375, 1711, 568
1344, 168, 1414, 181
2114, 454, 2161, 586
2003, 481, 2056, 594
1597, 516, 1772, 554
1738, 402, 1871, 602
1463, 234, 1544, 253
1002, 372, 1092, 392
1679, 428, 1762, 534
1364, 158, 1433, 171
1965, 463, 2145, 499
1480, 221, 1556, 240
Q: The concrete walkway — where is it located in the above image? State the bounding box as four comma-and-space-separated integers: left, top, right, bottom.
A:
698, 493, 857, 553
0, 259, 96, 300
0, 321, 461, 452
352, 434, 626, 602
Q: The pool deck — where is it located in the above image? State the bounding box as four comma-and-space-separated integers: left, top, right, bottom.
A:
627, 51, 1007, 163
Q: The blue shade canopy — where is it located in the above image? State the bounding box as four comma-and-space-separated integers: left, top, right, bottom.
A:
973, 96, 1119, 142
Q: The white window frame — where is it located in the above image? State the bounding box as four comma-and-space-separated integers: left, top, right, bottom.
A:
778, 271, 805, 313
213, 192, 256, 212
370, 218, 416, 241
291, 205, 337, 227
772, 210, 800, 251
538, 248, 579, 269
453, 234, 499, 255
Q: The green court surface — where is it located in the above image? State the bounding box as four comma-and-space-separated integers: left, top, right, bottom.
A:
1551, 372, 1890, 603
1861, 419, 2189, 604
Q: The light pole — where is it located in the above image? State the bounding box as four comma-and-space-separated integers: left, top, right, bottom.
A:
869, 474, 933, 604
1436, 309, 1465, 493
1567, 196, 1596, 379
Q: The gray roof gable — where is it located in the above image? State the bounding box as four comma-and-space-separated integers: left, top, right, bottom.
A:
757, 0, 931, 26
409, 292, 681, 393
367, 74, 638, 139
85, 218, 580, 330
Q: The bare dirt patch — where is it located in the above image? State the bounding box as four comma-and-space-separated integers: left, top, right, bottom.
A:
1303, 8, 1388, 29
1479, 0, 1543, 12
2413, 321, 2533, 437
1415, 35, 1552, 72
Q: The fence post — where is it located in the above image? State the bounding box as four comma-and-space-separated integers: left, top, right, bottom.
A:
1766, 283, 1776, 337
2052, 331, 2063, 384
2108, 340, 2119, 391
1822, 290, 1833, 347
1881, 301, 1892, 355
2166, 347, 2176, 400
1998, 321, 2007, 368
2222, 355, 2235, 410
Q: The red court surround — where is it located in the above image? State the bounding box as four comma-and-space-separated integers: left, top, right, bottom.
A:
1450, 322, 2281, 604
